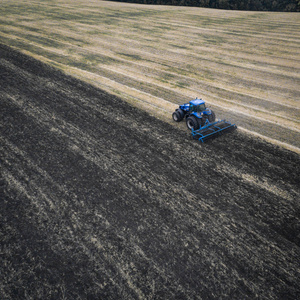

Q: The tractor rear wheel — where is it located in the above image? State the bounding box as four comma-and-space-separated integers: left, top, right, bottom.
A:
186, 116, 200, 130
208, 110, 216, 122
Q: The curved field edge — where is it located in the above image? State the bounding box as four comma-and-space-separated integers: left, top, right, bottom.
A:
0, 0, 299, 152
1, 43, 300, 300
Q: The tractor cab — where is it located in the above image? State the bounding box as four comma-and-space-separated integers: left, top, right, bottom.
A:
189, 99, 206, 113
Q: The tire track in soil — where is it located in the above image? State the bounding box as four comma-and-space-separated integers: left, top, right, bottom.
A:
1, 44, 300, 299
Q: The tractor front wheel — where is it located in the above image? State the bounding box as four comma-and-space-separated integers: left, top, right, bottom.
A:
172, 111, 181, 122
186, 116, 200, 130
172, 109, 184, 122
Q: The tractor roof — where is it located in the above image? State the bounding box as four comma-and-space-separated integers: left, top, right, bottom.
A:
190, 98, 205, 106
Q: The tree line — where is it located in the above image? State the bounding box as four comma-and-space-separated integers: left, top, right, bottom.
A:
109, 0, 300, 11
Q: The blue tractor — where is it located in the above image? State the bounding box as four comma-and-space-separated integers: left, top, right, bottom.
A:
172, 98, 236, 142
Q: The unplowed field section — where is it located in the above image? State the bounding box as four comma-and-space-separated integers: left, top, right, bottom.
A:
1, 45, 300, 299
1, 0, 299, 152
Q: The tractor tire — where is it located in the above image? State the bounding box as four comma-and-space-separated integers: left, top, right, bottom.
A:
173, 109, 184, 122
199, 116, 206, 127
177, 108, 184, 120
208, 110, 216, 123
172, 111, 181, 122
186, 116, 200, 130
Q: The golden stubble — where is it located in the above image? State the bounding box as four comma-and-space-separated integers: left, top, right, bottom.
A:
1, 0, 299, 151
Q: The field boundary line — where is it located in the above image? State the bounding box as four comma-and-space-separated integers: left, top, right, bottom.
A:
3, 46, 299, 153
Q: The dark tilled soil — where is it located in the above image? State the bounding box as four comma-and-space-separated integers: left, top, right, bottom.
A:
1, 44, 300, 300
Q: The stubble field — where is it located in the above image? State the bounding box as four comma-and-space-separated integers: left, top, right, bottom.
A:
1, 42, 300, 299
0, 0, 299, 152
1, 0, 300, 299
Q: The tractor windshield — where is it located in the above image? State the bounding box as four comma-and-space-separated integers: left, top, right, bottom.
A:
193, 104, 206, 112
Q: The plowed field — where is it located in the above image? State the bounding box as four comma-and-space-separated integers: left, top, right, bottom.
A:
1, 0, 299, 153
1, 44, 300, 299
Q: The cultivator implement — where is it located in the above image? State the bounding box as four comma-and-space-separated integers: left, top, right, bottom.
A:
191, 120, 237, 143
